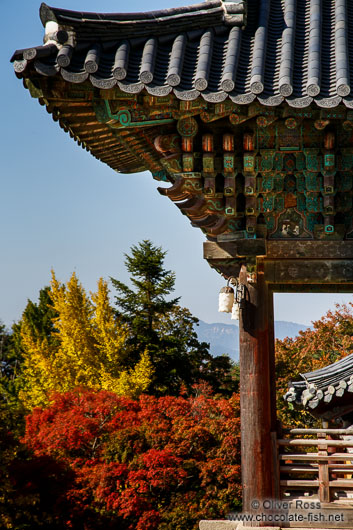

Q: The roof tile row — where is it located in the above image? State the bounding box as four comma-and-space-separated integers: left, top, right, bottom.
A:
11, 0, 353, 108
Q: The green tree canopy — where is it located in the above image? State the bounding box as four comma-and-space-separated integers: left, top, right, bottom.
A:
111, 240, 234, 396
1, 288, 58, 399
0, 319, 27, 436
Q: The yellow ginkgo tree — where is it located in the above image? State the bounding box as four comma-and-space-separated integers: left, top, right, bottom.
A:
19, 271, 153, 408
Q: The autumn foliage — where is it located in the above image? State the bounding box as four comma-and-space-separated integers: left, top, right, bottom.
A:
5, 240, 353, 529
21, 388, 241, 529
19, 272, 153, 408
276, 303, 353, 427
1, 243, 239, 529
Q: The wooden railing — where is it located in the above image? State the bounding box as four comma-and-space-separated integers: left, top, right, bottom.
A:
277, 428, 353, 503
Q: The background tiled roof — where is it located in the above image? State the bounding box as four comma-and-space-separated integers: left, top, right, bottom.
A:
285, 353, 353, 419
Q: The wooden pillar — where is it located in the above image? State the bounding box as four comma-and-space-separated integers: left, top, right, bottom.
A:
239, 260, 277, 514
318, 431, 330, 503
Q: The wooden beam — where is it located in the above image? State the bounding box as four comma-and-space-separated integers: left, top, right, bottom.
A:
239, 262, 276, 512
278, 439, 353, 447
280, 465, 318, 472
267, 240, 353, 259
279, 453, 353, 461
203, 240, 266, 260
264, 259, 353, 284
280, 479, 319, 487
273, 283, 353, 293
288, 428, 353, 435
204, 240, 353, 261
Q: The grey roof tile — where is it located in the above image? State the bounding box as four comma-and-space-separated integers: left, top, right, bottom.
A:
167, 34, 187, 86
284, 352, 353, 419
12, 0, 353, 108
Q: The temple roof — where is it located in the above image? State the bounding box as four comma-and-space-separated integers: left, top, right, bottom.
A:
38, 1, 244, 39
11, 0, 353, 108
284, 354, 353, 421
11, 1, 353, 242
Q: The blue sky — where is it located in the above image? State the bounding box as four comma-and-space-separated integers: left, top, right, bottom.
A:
1, 0, 352, 330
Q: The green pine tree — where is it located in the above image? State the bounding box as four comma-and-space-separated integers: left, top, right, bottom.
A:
0, 321, 22, 413
111, 240, 234, 395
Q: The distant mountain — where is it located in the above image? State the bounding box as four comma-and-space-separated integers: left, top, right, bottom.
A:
195, 320, 308, 361
275, 320, 309, 342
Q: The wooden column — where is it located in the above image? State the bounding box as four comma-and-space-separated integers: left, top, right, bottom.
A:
239, 260, 277, 514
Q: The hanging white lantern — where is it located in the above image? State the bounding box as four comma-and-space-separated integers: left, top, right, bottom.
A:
218, 286, 234, 313
231, 302, 240, 320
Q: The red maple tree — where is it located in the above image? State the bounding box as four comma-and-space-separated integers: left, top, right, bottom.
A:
23, 388, 241, 529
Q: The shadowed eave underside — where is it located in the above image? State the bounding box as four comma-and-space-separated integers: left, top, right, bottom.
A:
11, 0, 353, 241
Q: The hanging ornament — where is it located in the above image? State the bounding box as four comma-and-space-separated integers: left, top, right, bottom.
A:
231, 302, 240, 320
218, 284, 234, 313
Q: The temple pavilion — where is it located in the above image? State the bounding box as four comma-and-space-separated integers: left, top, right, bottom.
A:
12, 0, 353, 527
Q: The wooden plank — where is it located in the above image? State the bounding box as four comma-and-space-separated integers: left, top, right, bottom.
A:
329, 468, 353, 473
279, 453, 353, 461
281, 464, 353, 473
203, 240, 266, 259
278, 439, 353, 447
280, 479, 319, 486
265, 260, 353, 284
273, 282, 353, 293
289, 428, 353, 435
280, 465, 318, 472
329, 479, 353, 487
267, 240, 353, 259
328, 463, 353, 469
204, 241, 353, 261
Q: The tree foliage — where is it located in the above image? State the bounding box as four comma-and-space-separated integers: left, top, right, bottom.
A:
23, 388, 241, 529
0, 322, 22, 411
276, 303, 353, 427
0, 318, 71, 529
111, 241, 234, 395
1, 287, 59, 417
5, 266, 353, 527
113, 240, 179, 334
19, 272, 153, 408
0, 320, 27, 459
